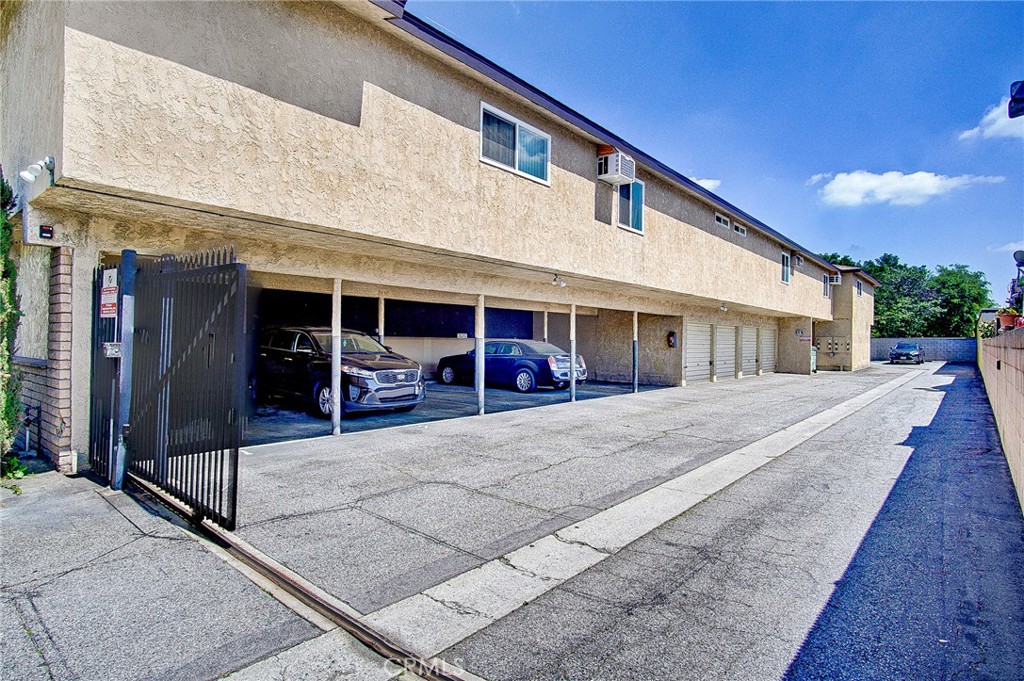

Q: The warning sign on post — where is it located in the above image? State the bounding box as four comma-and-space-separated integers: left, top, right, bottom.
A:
100, 269, 118, 319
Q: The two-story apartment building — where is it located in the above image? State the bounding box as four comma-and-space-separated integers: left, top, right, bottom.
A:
2, 0, 874, 470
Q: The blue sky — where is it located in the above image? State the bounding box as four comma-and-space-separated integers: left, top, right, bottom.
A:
408, 1, 1024, 303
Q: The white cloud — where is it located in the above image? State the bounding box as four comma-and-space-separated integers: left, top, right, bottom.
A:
818, 170, 1004, 207
959, 97, 1024, 140
806, 172, 832, 187
993, 240, 1024, 252
694, 178, 721, 191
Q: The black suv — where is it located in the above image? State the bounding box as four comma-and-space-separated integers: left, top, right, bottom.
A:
256, 326, 425, 417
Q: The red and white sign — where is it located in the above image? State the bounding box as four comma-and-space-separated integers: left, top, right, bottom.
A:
100, 269, 118, 319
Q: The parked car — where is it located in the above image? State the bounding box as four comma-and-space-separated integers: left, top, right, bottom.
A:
889, 342, 925, 364
256, 326, 425, 418
436, 339, 586, 393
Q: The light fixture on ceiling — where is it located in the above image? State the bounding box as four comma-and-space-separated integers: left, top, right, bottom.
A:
720, 304, 728, 312
19, 156, 56, 185
551, 275, 566, 288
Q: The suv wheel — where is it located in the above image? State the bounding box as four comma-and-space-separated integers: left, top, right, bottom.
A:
440, 366, 456, 385
513, 368, 536, 393
312, 383, 341, 419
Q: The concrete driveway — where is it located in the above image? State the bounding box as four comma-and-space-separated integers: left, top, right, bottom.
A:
230, 362, 1024, 679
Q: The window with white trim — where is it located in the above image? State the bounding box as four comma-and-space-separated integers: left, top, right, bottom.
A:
733, 222, 747, 237
781, 252, 791, 284
823, 273, 830, 298
856, 280, 863, 297
617, 179, 645, 233
714, 213, 731, 229
480, 103, 550, 184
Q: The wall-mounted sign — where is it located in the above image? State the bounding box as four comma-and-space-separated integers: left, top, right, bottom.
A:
38, 225, 53, 239
100, 269, 118, 319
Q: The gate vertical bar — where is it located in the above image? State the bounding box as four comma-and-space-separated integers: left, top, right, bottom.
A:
112, 250, 137, 490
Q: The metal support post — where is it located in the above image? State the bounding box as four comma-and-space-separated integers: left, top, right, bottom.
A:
569, 304, 577, 402
475, 295, 485, 415
632, 310, 639, 393
377, 296, 385, 345
543, 310, 549, 343
331, 279, 342, 435
112, 250, 137, 491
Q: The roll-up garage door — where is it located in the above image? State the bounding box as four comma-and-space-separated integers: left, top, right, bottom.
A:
715, 326, 736, 379
760, 327, 777, 373
741, 327, 757, 375
685, 323, 712, 382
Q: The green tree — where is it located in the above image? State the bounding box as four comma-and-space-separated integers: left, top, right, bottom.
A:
861, 253, 939, 338
818, 252, 859, 267
927, 265, 994, 337
0, 166, 21, 455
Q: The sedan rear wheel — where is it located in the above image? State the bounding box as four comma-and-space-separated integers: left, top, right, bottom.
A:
440, 366, 456, 385
514, 368, 536, 393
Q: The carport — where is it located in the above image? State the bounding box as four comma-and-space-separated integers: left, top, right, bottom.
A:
244, 274, 660, 446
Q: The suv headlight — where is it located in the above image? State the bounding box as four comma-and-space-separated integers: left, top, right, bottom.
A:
340, 365, 374, 379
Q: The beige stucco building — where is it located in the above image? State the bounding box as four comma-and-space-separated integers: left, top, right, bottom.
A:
3, 0, 874, 470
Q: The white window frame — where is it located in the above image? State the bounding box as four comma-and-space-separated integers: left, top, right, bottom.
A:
857, 280, 863, 297
714, 212, 731, 229
479, 102, 551, 187
823, 273, 830, 298
733, 222, 747, 237
616, 179, 645, 235
781, 252, 791, 284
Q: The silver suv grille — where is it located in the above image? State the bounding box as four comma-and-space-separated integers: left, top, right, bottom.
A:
375, 369, 420, 385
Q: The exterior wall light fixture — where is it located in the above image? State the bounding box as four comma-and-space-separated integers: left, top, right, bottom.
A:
19, 156, 56, 186
551, 275, 566, 287
720, 304, 728, 312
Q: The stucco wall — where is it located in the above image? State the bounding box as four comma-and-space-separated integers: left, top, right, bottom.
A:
778, 317, 813, 374
0, 0, 64, 208
814, 277, 874, 371
55, 1, 833, 319
979, 329, 1024, 515
10, 240, 50, 359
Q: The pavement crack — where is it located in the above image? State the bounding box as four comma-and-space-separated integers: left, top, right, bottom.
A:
552, 532, 611, 555
422, 592, 490, 619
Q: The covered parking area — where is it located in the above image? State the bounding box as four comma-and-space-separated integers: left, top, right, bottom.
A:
243, 273, 674, 445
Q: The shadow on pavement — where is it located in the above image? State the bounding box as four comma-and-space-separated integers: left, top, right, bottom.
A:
784, 364, 1024, 681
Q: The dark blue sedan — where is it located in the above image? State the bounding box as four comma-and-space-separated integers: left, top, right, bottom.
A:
436, 339, 587, 392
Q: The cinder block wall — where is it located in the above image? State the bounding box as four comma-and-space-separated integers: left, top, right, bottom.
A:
871, 337, 977, 363
979, 329, 1023, 515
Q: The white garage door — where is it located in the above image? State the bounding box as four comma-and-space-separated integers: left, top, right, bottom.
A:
760, 327, 777, 373
685, 323, 712, 382
741, 327, 757, 375
716, 325, 736, 380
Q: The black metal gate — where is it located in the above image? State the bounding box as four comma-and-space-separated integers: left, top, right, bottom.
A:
89, 266, 122, 483
88, 249, 247, 530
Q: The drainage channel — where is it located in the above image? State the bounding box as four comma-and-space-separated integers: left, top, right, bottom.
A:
125, 472, 479, 681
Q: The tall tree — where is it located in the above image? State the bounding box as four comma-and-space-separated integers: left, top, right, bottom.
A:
861, 254, 939, 338
818, 252, 859, 267
927, 265, 994, 337
0, 167, 21, 454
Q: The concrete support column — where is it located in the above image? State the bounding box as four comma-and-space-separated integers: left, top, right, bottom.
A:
735, 326, 743, 379
756, 327, 763, 376
710, 325, 718, 382
543, 310, 549, 343
632, 310, 639, 393
475, 294, 485, 415
331, 279, 343, 435
569, 303, 577, 402
377, 296, 385, 345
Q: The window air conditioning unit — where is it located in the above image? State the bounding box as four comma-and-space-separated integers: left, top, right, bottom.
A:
828, 274, 842, 285
597, 151, 636, 185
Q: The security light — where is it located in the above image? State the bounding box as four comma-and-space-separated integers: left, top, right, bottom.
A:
19, 156, 55, 185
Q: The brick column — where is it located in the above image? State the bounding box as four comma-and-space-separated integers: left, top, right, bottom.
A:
43, 246, 74, 471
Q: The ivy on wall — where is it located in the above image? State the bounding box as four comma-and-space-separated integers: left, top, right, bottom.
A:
0, 167, 22, 455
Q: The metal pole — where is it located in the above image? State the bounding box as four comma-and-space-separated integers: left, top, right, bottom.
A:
331, 279, 342, 435
632, 310, 639, 393
475, 295, 485, 415
377, 295, 385, 345
112, 250, 137, 491
543, 310, 549, 343
569, 304, 577, 402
